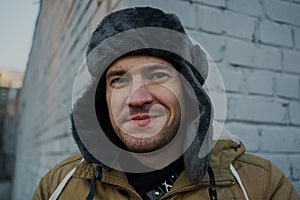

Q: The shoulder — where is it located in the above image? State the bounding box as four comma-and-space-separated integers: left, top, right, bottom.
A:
234, 152, 299, 199
32, 153, 83, 199
44, 153, 83, 184
235, 153, 270, 171
50, 153, 83, 173
43, 153, 83, 183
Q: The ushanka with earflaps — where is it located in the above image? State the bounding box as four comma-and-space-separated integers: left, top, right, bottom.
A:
71, 6, 214, 186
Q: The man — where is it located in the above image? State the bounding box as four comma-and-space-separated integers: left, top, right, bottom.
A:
33, 7, 299, 200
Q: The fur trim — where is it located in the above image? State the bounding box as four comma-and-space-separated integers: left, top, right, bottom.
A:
72, 7, 213, 184
86, 7, 185, 55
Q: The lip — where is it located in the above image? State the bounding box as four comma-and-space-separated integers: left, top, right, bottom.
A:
130, 113, 149, 120
128, 113, 164, 126
129, 114, 150, 126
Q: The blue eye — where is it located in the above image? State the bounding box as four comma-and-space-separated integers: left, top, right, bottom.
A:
148, 72, 170, 82
111, 77, 129, 87
154, 73, 167, 79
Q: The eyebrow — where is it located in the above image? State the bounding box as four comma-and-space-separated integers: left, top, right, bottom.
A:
106, 69, 127, 79
141, 64, 175, 74
106, 64, 175, 79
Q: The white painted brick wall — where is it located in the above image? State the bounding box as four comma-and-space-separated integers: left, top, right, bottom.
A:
247, 70, 274, 96
283, 50, 300, 74
195, 7, 256, 40
227, 0, 263, 17
12, 0, 300, 199
228, 97, 287, 123
193, 0, 226, 8
226, 122, 260, 152
292, 156, 300, 180
276, 74, 299, 99
289, 102, 300, 125
226, 39, 282, 70
128, 0, 197, 28
295, 28, 300, 50
265, 0, 300, 26
195, 5, 224, 33
223, 11, 256, 40
260, 126, 300, 153
260, 20, 293, 47
219, 67, 245, 92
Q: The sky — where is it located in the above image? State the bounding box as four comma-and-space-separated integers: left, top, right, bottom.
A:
0, 0, 40, 72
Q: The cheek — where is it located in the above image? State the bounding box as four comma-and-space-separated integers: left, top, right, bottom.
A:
151, 85, 183, 111
107, 89, 128, 115
106, 91, 122, 133
163, 85, 184, 120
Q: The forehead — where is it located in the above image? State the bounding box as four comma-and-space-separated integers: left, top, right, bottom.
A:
107, 55, 175, 73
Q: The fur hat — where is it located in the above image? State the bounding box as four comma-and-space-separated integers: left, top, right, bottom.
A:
72, 6, 213, 184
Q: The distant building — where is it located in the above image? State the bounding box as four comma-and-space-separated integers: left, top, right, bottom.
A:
0, 69, 24, 200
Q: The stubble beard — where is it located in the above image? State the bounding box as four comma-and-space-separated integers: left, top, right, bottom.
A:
116, 119, 180, 153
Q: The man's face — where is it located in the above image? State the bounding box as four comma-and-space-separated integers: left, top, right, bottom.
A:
106, 55, 184, 153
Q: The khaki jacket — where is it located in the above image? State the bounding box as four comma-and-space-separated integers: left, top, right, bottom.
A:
33, 140, 299, 200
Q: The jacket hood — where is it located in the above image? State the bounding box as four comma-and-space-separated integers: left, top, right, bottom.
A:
71, 7, 214, 184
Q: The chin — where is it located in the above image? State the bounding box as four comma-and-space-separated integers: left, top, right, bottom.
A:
123, 135, 166, 153
127, 141, 161, 153
116, 124, 179, 153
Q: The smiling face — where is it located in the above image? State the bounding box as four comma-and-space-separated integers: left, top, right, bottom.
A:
106, 55, 184, 153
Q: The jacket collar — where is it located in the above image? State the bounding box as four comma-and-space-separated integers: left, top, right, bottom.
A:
211, 140, 245, 182
73, 139, 245, 188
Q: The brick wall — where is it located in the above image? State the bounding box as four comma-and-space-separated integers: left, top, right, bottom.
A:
12, 0, 300, 199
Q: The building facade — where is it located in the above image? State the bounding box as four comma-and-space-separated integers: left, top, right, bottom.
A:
0, 69, 24, 200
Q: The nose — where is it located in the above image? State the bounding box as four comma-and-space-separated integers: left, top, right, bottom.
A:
127, 84, 154, 107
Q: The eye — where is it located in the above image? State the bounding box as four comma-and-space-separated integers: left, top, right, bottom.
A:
154, 73, 168, 79
147, 72, 171, 82
110, 77, 129, 88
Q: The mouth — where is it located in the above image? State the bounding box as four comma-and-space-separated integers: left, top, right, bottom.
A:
130, 114, 152, 126
119, 105, 167, 127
